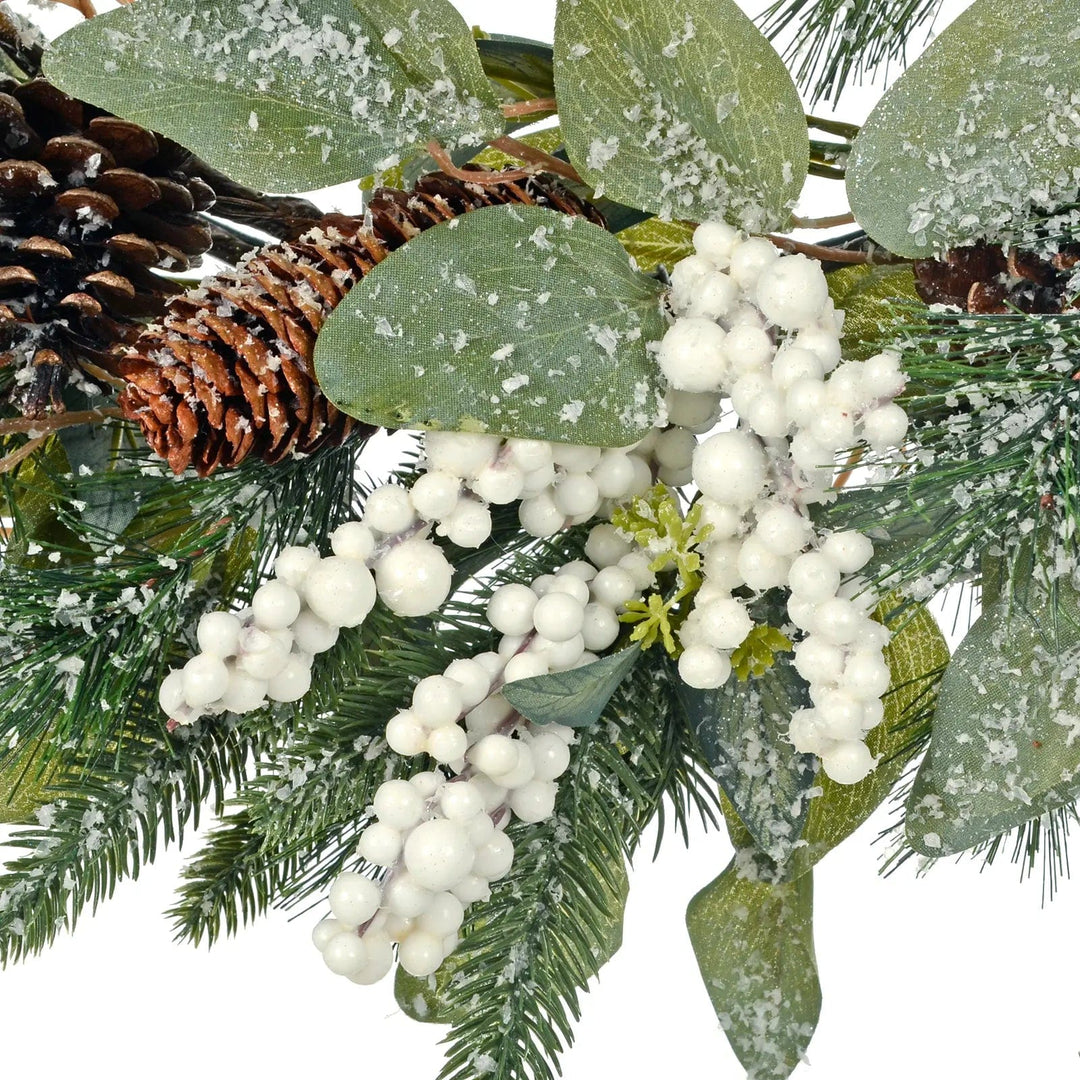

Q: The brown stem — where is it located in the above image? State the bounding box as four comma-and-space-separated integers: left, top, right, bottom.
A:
488, 136, 583, 185
790, 212, 856, 230
49, 0, 97, 17
0, 434, 48, 475
833, 447, 865, 490
766, 235, 908, 265
500, 97, 557, 118
426, 140, 531, 185
0, 406, 123, 438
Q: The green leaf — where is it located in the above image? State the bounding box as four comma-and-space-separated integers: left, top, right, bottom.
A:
475, 33, 555, 101
784, 598, 949, 878
502, 645, 641, 729
827, 263, 921, 363
671, 653, 817, 865
616, 217, 695, 274
44, 0, 503, 194
553, 0, 808, 229
56, 417, 139, 540
846, 0, 1080, 257
314, 204, 667, 445
686, 858, 820, 1080
906, 581, 1080, 856
0, 741, 60, 825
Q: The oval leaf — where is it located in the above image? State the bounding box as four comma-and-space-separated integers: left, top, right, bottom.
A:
553, 0, 808, 229
670, 653, 817, 866
475, 34, 556, 101
502, 645, 641, 729
45, 0, 503, 193
906, 583, 1080, 856
314, 204, 667, 444
687, 859, 820, 1080
847, 0, 1080, 257
616, 217, 695, 274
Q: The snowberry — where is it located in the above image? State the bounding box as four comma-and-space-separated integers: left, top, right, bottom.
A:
785, 379, 829, 430
693, 430, 768, 506
657, 317, 727, 393
678, 645, 732, 689
551, 443, 602, 472
507, 438, 553, 472
182, 653, 229, 707
420, 892, 466, 937
465, 695, 513, 737
473, 462, 525, 505
510, 779, 558, 823
861, 696, 885, 732
412, 675, 464, 727
701, 540, 745, 592
755, 253, 829, 330
810, 406, 856, 451
786, 594, 819, 633
426, 724, 468, 764
862, 403, 909, 449
403, 819, 474, 891
821, 531, 874, 574
813, 597, 865, 646
789, 431, 834, 479
386, 711, 427, 756
197, 611, 243, 657
304, 556, 377, 628
669, 252, 713, 311
357, 822, 402, 866
590, 566, 636, 611
585, 524, 632, 568
820, 740, 876, 785
520, 461, 558, 497
862, 351, 906, 399
329, 872, 381, 927
409, 471, 461, 520
439, 781, 484, 821
666, 390, 720, 432
469, 734, 519, 778
384, 874, 434, 918
323, 932, 368, 977
424, 431, 500, 479
266, 654, 312, 703
793, 637, 845, 684
251, 580, 301, 631
693, 220, 740, 266
795, 322, 843, 372
841, 651, 892, 699
452, 875, 492, 905
158, 669, 187, 716
529, 731, 572, 781
364, 485, 416, 535
443, 658, 491, 710
788, 709, 836, 756
546, 574, 590, 605
374, 780, 424, 830
687, 269, 739, 321
532, 591, 585, 642
816, 689, 867, 741
698, 597, 753, 649
591, 451, 638, 499
329, 522, 376, 563
440, 499, 492, 548
788, 551, 841, 602
349, 932, 394, 984
728, 236, 778, 291
580, 602, 620, 651
375, 539, 452, 617
553, 473, 601, 518
736, 536, 791, 591
742, 390, 789, 438
654, 427, 697, 472
397, 930, 445, 977
472, 831, 514, 880
312, 918, 347, 952
519, 492, 566, 537
754, 504, 811, 556
410, 771, 442, 798
290, 610, 339, 655
729, 371, 773, 418
503, 651, 549, 684
236, 628, 289, 679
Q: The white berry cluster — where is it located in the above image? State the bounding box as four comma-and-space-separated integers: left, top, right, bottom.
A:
659, 222, 910, 784
312, 524, 650, 984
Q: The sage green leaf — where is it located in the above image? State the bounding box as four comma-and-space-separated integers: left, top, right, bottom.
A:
847, 0, 1080, 258
785, 598, 949, 878
826, 263, 921, 363
616, 218, 695, 274
502, 646, 641, 729
671, 653, 816, 865
553, 0, 808, 229
475, 34, 555, 101
686, 858, 820, 1080
45, 0, 503, 193
396, 853, 628, 1023
314, 204, 667, 445
906, 582, 1080, 856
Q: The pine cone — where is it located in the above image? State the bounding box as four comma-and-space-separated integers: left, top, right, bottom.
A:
0, 76, 223, 417
119, 168, 605, 478
914, 240, 1080, 314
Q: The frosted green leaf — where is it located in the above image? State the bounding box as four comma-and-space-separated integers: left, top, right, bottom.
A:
503, 646, 640, 729
847, 0, 1080, 258
314, 204, 667, 445
906, 582, 1080, 856
475, 34, 556, 101
616, 217, 695, 274
553, 0, 808, 229
44, 0, 503, 193
686, 858, 820, 1080
671, 653, 817, 865
826, 263, 921, 363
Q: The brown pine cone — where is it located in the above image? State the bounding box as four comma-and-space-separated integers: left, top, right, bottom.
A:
119, 168, 605, 478
0, 76, 222, 417
914, 240, 1080, 314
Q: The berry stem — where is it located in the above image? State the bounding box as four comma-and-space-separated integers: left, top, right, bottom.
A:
806, 114, 861, 140
500, 97, 558, 119
488, 137, 584, 185
426, 141, 531, 185
790, 212, 857, 230
765, 235, 906, 265
0, 433, 47, 476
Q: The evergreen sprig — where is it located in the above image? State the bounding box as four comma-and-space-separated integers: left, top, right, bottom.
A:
759, 0, 944, 105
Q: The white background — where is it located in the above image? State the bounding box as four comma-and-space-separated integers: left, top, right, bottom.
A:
5, 2, 1080, 1079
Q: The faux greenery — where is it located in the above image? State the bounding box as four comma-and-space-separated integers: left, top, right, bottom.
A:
0, 0, 1078, 1077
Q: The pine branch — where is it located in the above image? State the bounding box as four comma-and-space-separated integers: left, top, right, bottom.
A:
760, 0, 944, 105
0, 716, 262, 965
